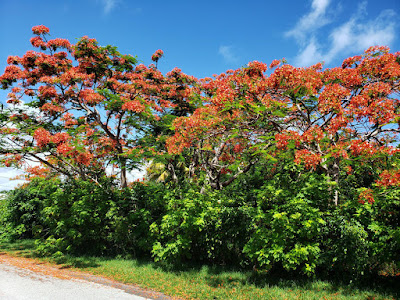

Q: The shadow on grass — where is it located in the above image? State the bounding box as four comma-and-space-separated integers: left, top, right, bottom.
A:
47, 253, 100, 269
2, 239, 399, 298
0, 239, 100, 269
0, 239, 36, 252
245, 268, 400, 298
150, 258, 400, 298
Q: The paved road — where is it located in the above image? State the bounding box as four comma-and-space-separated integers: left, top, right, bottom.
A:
0, 262, 149, 300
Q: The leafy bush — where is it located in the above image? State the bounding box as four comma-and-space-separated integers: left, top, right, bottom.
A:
316, 182, 400, 279
150, 188, 252, 265
0, 191, 11, 240
320, 212, 370, 279
1, 158, 399, 282
36, 178, 116, 255
244, 195, 324, 275
0, 178, 59, 240
108, 182, 167, 256
242, 163, 330, 275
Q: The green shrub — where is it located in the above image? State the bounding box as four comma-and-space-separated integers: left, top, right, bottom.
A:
318, 184, 400, 279
244, 194, 324, 276
1, 178, 59, 240
150, 188, 252, 265
34, 178, 114, 255
320, 212, 369, 279
34, 178, 167, 257
0, 191, 11, 240
108, 182, 167, 256
2, 157, 398, 281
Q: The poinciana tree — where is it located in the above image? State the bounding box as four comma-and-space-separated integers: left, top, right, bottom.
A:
0, 25, 197, 187
166, 61, 290, 190
167, 46, 400, 203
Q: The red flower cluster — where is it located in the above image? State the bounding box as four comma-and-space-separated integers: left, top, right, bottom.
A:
30, 36, 46, 49
233, 143, 244, 153
294, 149, 322, 169
345, 166, 353, 175
51, 132, 71, 144
38, 85, 58, 99
318, 83, 350, 114
376, 170, 400, 188
301, 126, 324, 143
25, 166, 50, 178
32, 25, 50, 35
0, 65, 23, 84
342, 55, 362, 69
47, 38, 72, 51
41, 103, 64, 114
76, 152, 93, 166
349, 140, 377, 157
34, 128, 51, 148
247, 61, 268, 74
269, 59, 282, 69
332, 148, 349, 160
3, 154, 23, 167
6, 92, 21, 104
122, 100, 146, 113
6, 56, 19, 65
79, 89, 103, 105
57, 143, 74, 155
151, 49, 164, 62
275, 131, 301, 150
358, 188, 374, 205
326, 115, 348, 134
60, 113, 78, 128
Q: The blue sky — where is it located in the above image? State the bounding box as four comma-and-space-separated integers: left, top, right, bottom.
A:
0, 0, 399, 189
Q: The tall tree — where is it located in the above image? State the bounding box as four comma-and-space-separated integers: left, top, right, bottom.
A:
0, 25, 196, 187
167, 47, 400, 203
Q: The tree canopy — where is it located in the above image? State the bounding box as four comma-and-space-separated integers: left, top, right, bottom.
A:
1, 25, 399, 203
1, 25, 400, 280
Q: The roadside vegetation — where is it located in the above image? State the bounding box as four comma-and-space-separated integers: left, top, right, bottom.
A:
0, 239, 398, 300
0, 175, 399, 300
0, 25, 399, 299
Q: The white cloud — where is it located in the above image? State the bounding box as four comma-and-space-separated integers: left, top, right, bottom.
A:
100, 0, 120, 14
0, 167, 25, 191
218, 45, 239, 64
128, 168, 146, 181
0, 164, 145, 191
106, 165, 145, 183
288, 1, 397, 67
294, 38, 324, 67
285, 0, 332, 43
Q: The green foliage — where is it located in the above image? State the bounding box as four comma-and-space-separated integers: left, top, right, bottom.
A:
1, 156, 399, 282
108, 182, 166, 256
244, 190, 325, 276
320, 212, 370, 279
37, 177, 117, 255
1, 177, 167, 257
34, 179, 168, 257
0, 178, 59, 240
151, 188, 252, 265
0, 192, 12, 240
323, 186, 400, 278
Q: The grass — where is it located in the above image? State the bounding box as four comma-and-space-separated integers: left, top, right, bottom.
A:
0, 239, 398, 300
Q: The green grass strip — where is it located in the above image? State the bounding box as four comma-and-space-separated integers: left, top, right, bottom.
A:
0, 240, 398, 300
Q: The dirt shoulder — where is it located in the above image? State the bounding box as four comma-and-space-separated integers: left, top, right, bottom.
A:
0, 252, 173, 300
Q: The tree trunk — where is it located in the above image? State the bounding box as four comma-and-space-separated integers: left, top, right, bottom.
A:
120, 158, 128, 188
328, 159, 340, 206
